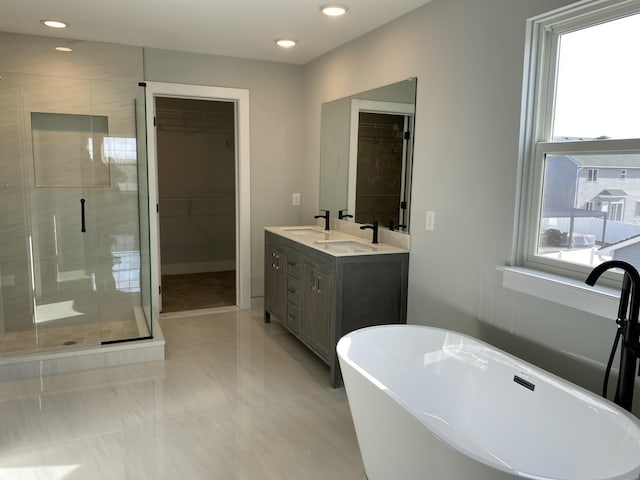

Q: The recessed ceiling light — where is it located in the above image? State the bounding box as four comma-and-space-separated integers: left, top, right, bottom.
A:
320, 5, 348, 16
41, 19, 68, 29
275, 39, 297, 48
55, 46, 72, 52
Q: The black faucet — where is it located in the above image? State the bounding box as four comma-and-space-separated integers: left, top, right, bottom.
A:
360, 220, 379, 244
388, 219, 407, 231
338, 209, 353, 220
586, 260, 640, 412
314, 210, 330, 231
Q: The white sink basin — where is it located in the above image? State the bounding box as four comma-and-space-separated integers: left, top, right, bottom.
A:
315, 239, 376, 252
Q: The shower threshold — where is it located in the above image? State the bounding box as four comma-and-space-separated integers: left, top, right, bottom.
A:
0, 308, 165, 381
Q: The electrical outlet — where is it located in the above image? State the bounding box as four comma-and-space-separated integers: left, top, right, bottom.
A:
292, 192, 301, 206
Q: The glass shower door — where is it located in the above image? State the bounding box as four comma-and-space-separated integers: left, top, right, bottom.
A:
28, 136, 102, 347
29, 105, 136, 347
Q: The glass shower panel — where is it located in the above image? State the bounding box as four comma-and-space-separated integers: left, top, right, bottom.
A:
0, 72, 37, 354
81, 79, 151, 343
136, 84, 153, 336
0, 73, 152, 355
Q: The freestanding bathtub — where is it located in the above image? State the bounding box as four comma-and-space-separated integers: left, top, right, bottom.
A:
337, 325, 640, 480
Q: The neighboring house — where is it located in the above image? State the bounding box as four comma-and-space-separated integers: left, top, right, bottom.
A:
540, 153, 640, 248
545, 153, 640, 225
599, 234, 640, 265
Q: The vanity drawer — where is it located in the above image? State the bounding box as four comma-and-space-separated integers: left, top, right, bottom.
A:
287, 251, 301, 279
286, 303, 301, 334
287, 277, 302, 306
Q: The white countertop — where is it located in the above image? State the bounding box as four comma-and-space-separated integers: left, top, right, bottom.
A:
265, 225, 409, 257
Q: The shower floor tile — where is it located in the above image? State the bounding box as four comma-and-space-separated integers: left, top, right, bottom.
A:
0, 318, 141, 356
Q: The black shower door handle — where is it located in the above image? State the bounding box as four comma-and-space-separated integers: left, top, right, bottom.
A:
80, 198, 86, 232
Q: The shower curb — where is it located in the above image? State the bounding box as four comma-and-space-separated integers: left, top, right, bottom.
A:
0, 321, 165, 381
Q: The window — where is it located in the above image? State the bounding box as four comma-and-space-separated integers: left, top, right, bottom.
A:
609, 201, 625, 221
518, 1, 640, 279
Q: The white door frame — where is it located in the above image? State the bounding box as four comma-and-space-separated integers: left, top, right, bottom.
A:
145, 82, 251, 315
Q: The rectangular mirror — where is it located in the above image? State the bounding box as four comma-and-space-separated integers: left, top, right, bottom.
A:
319, 78, 417, 233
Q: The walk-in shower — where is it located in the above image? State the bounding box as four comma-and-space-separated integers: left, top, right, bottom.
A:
0, 72, 153, 358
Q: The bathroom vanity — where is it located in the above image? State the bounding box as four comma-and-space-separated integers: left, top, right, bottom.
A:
264, 226, 409, 387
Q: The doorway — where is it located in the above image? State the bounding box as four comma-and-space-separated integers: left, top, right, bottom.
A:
355, 112, 407, 226
348, 99, 415, 229
155, 97, 236, 312
144, 82, 251, 316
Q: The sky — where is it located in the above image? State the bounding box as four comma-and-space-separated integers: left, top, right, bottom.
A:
553, 12, 640, 140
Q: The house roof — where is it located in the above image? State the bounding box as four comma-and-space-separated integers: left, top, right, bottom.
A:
569, 154, 640, 168
541, 207, 606, 218
598, 189, 628, 197
599, 234, 640, 255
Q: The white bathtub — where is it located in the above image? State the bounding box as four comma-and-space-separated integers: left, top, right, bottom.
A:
337, 325, 640, 480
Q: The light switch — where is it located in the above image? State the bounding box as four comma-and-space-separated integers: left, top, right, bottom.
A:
425, 210, 435, 231
292, 192, 301, 206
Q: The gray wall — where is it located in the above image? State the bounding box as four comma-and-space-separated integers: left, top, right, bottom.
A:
144, 49, 305, 298
303, 0, 637, 412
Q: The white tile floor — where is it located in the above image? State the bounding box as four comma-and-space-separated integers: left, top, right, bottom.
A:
0, 309, 367, 479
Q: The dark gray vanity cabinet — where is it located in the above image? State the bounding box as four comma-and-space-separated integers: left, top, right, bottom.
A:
264, 230, 408, 387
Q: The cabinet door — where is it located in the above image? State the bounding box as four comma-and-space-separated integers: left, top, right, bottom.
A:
312, 263, 333, 360
264, 241, 286, 321
301, 259, 333, 360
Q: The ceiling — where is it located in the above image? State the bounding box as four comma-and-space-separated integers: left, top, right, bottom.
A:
0, 0, 432, 65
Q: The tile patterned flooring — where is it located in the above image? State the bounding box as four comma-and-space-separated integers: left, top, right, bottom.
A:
161, 271, 236, 312
0, 308, 367, 479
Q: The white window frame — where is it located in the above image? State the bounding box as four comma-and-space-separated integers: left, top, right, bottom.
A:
515, 0, 640, 283
587, 168, 599, 182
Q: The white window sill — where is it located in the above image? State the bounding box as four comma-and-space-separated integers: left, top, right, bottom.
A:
498, 266, 620, 320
